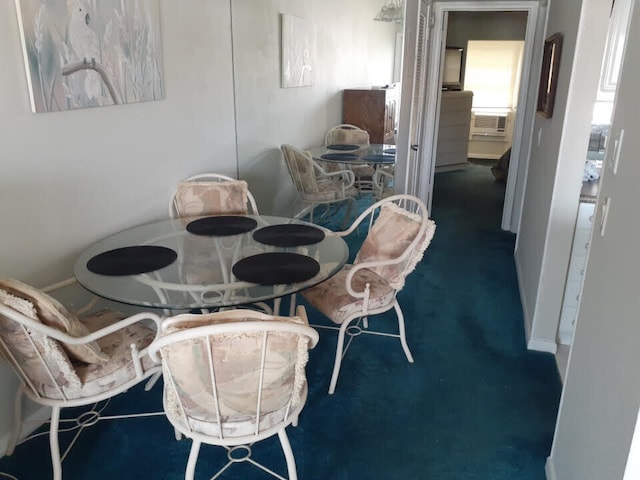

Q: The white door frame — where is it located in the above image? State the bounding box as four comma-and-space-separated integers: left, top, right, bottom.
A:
419, 0, 540, 232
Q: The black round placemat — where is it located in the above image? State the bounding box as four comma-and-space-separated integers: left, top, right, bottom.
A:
232, 253, 320, 285
186, 216, 258, 236
87, 246, 177, 276
326, 144, 360, 151
321, 153, 358, 161
363, 154, 395, 163
253, 224, 325, 247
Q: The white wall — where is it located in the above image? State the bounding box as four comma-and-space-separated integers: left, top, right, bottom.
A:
547, 1, 640, 476
514, 0, 609, 352
0, 0, 237, 450
231, 0, 397, 215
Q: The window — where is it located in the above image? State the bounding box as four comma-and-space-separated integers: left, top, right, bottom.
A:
463, 40, 525, 113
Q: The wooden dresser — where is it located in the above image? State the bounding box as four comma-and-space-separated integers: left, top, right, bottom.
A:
436, 90, 473, 170
342, 86, 398, 144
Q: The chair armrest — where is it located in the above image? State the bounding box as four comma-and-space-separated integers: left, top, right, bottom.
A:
0, 303, 161, 347
342, 258, 405, 299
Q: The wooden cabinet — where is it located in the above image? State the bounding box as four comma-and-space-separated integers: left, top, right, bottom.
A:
436, 90, 473, 170
342, 86, 398, 144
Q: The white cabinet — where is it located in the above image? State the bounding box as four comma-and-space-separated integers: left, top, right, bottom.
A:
558, 202, 595, 345
436, 90, 473, 170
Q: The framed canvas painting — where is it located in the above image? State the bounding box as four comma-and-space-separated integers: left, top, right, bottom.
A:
281, 13, 313, 88
15, 0, 165, 113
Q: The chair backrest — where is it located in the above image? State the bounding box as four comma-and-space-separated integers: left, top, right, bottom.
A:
0, 277, 108, 400
149, 307, 319, 442
280, 144, 324, 196
352, 194, 436, 290
169, 173, 259, 218
324, 124, 370, 146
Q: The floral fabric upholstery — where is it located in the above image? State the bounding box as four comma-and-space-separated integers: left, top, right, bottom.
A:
0, 288, 83, 396
159, 312, 311, 438
281, 145, 357, 201
0, 277, 106, 364
73, 310, 156, 398
325, 125, 370, 146
355, 203, 436, 290
302, 265, 395, 325
0, 291, 156, 400
173, 180, 250, 217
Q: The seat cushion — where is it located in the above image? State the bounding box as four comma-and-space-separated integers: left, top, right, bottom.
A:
302, 265, 395, 324
73, 310, 157, 399
173, 180, 249, 217
159, 311, 310, 438
0, 277, 107, 364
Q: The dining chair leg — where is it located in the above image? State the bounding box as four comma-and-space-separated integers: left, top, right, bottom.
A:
185, 439, 201, 480
278, 429, 298, 480
394, 301, 414, 363
49, 406, 62, 480
329, 321, 350, 394
6, 384, 24, 456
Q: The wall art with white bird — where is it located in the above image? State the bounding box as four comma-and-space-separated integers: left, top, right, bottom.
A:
15, 0, 165, 112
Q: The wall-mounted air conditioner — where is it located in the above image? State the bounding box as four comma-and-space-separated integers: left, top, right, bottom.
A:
470, 113, 508, 137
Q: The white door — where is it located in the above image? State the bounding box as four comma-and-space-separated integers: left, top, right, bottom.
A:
396, 0, 431, 204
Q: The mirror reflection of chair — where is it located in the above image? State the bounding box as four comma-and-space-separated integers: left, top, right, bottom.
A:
280, 144, 357, 226
324, 124, 377, 193
301, 194, 436, 394
169, 173, 259, 219
149, 307, 319, 480
373, 167, 395, 200
0, 277, 162, 480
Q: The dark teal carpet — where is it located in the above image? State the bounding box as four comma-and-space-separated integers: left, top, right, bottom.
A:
0, 164, 562, 479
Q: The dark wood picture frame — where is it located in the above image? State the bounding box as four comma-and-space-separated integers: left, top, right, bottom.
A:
537, 33, 563, 118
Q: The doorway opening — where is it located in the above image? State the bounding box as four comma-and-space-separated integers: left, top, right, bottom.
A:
410, 1, 540, 232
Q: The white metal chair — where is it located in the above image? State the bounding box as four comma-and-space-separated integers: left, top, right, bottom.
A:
323, 123, 370, 146
302, 194, 436, 394
0, 277, 163, 480
372, 167, 395, 200
149, 306, 319, 480
280, 144, 358, 226
169, 173, 259, 219
324, 124, 376, 192
168, 173, 273, 314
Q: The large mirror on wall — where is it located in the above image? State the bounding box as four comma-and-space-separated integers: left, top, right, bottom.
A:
230, 0, 405, 216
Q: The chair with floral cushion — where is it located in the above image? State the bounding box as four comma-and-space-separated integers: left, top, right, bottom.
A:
148, 306, 319, 480
302, 194, 436, 394
280, 144, 358, 226
324, 124, 377, 192
168, 173, 259, 219
168, 173, 273, 313
0, 277, 162, 480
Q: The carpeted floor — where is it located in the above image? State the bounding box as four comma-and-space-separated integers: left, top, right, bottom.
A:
0, 163, 562, 479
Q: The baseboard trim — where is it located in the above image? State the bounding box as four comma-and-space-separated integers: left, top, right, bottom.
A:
514, 253, 533, 342
545, 456, 558, 480
434, 162, 470, 173
528, 337, 558, 354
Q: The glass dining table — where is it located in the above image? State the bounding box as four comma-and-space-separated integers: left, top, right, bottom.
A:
74, 215, 348, 312
306, 143, 396, 166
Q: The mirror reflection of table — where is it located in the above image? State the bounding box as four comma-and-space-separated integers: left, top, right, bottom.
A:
74, 216, 348, 311
306, 143, 396, 166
